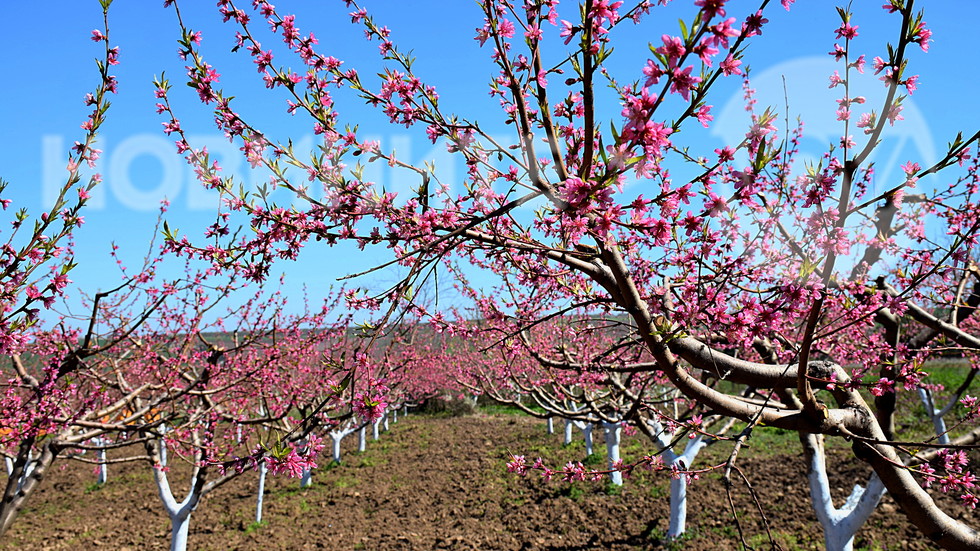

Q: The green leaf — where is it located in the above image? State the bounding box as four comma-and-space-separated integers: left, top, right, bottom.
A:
799, 256, 820, 278
334, 372, 353, 393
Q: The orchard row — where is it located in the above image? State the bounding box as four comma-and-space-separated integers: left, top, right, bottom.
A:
3, 1, 980, 550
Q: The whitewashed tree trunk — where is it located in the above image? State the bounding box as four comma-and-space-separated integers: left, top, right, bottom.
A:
3, 457, 29, 494
602, 421, 622, 486
331, 434, 343, 464
576, 421, 594, 457
329, 420, 365, 464
563, 419, 574, 445
546, 417, 554, 435
358, 426, 367, 453
372, 419, 381, 440
667, 472, 688, 537
298, 437, 313, 488
382, 413, 390, 432
5, 452, 35, 494
918, 388, 951, 445
169, 510, 192, 551
160, 424, 169, 467
646, 420, 709, 539
0, 443, 56, 537
804, 434, 887, 551
251, 412, 266, 523
255, 460, 267, 524
94, 438, 108, 485
151, 460, 202, 551
665, 434, 708, 539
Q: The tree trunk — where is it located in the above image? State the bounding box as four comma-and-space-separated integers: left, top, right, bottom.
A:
255, 461, 267, 524
919, 389, 950, 445
804, 433, 886, 551
168, 510, 192, 551
95, 439, 108, 485
602, 421, 622, 486
331, 434, 343, 464
0, 440, 57, 538
667, 472, 688, 539
580, 422, 594, 457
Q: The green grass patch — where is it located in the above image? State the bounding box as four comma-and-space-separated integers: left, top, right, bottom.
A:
276, 484, 314, 496
244, 520, 266, 534
603, 482, 623, 495
582, 452, 604, 466
745, 530, 813, 550
479, 403, 544, 416
357, 454, 386, 467
333, 475, 359, 489
648, 482, 669, 499
558, 483, 585, 501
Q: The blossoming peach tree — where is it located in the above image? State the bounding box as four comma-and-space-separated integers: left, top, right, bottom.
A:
129, 287, 352, 551
157, 0, 980, 548
0, 0, 121, 536
458, 273, 737, 538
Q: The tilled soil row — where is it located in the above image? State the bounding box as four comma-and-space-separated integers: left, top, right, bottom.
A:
0, 414, 953, 550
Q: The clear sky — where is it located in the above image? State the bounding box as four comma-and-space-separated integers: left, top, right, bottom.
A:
3, 1, 978, 323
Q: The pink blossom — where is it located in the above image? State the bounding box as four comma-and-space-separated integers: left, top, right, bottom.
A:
642, 59, 664, 86
904, 74, 919, 94
741, 11, 768, 37
852, 55, 866, 73
870, 377, 895, 396
669, 66, 701, 101
694, 0, 726, 22
828, 70, 844, 88
498, 19, 515, 39
559, 20, 575, 44
507, 455, 528, 475
715, 146, 735, 162
835, 23, 859, 40
656, 35, 686, 66
695, 104, 713, 127
912, 22, 932, 52
710, 18, 739, 48
719, 55, 742, 76
829, 43, 846, 61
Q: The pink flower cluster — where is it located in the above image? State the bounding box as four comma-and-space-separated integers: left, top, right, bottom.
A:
353, 376, 389, 424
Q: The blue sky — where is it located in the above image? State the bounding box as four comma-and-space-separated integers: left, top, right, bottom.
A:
2, 1, 978, 323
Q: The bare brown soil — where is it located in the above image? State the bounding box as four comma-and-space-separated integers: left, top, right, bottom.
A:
0, 413, 961, 550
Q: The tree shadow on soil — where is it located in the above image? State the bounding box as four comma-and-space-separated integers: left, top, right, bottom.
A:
540, 520, 670, 551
